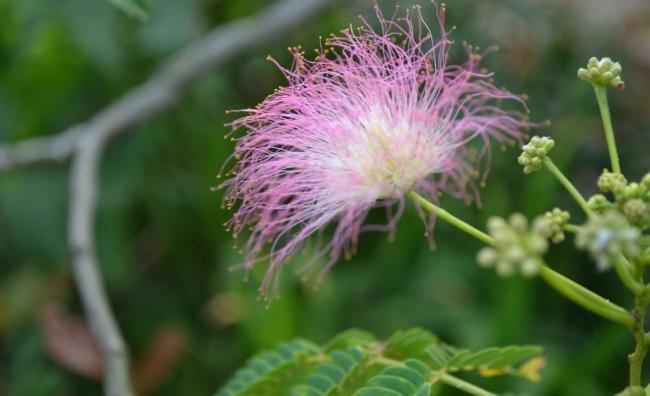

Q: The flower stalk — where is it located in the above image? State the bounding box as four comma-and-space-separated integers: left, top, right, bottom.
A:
407, 191, 494, 246
593, 85, 622, 174
613, 255, 644, 296
563, 224, 582, 234
542, 157, 593, 218
408, 192, 635, 329
629, 295, 647, 386
538, 266, 634, 329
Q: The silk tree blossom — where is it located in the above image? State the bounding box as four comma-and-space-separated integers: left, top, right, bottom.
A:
219, 4, 530, 299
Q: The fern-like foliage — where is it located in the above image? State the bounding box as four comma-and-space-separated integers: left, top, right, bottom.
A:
216, 327, 544, 396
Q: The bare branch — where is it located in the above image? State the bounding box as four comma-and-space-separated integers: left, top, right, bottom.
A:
0, 0, 340, 171
0, 126, 83, 172
0, 0, 343, 395
68, 135, 132, 396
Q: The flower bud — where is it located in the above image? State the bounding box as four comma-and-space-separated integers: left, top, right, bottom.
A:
623, 198, 649, 227
477, 247, 498, 268
641, 173, 650, 189
623, 182, 642, 200
575, 210, 640, 270
539, 208, 570, 243
496, 260, 516, 277
509, 213, 528, 233
520, 258, 541, 277
528, 235, 549, 255
518, 136, 555, 174
577, 57, 624, 89
587, 194, 613, 213
477, 213, 550, 277
597, 169, 627, 197
615, 386, 645, 396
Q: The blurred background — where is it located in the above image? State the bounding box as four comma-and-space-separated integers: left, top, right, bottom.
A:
1, 0, 650, 394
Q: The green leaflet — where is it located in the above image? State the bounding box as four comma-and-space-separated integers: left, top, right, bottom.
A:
426, 343, 544, 376
109, 0, 150, 20
216, 339, 321, 396
216, 327, 545, 396
323, 328, 376, 352
383, 327, 440, 364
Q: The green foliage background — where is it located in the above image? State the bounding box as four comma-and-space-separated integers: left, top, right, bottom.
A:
1, 0, 650, 395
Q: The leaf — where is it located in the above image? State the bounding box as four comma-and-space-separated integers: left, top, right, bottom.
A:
383, 328, 439, 363
460, 345, 541, 370
513, 356, 546, 382
216, 339, 321, 396
290, 347, 373, 396
380, 367, 426, 387
109, 0, 150, 21
358, 361, 431, 396
132, 325, 187, 396
353, 387, 402, 396
216, 328, 545, 395
426, 344, 465, 370
324, 328, 376, 352
414, 383, 431, 396
425, 343, 544, 381
39, 302, 103, 380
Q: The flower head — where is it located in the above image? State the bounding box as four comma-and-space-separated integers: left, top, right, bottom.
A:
518, 136, 555, 174
219, 4, 530, 299
576, 210, 640, 270
477, 214, 548, 278
577, 57, 624, 89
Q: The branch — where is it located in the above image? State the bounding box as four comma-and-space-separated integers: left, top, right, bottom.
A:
0, 0, 343, 395
0, 126, 83, 171
0, 0, 341, 171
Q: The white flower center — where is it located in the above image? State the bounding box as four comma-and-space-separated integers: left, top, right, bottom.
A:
325, 107, 447, 202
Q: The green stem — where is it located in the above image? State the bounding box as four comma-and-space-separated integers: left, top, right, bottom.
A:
564, 224, 582, 234
629, 296, 647, 386
543, 157, 593, 218
438, 373, 496, 396
613, 255, 644, 296
629, 262, 647, 386
593, 85, 622, 174
638, 236, 650, 249
408, 192, 635, 329
538, 266, 634, 328
641, 249, 650, 266
407, 191, 493, 246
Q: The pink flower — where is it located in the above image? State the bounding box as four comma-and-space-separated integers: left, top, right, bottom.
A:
219, 4, 529, 299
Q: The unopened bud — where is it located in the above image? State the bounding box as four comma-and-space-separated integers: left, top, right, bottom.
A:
623, 199, 649, 227
577, 57, 624, 88
477, 247, 498, 268
597, 169, 627, 197
477, 213, 549, 277
576, 210, 640, 270
587, 194, 613, 213
539, 208, 570, 243
518, 136, 555, 174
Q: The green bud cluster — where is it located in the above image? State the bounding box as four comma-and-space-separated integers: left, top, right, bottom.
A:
577, 57, 624, 88
596, 169, 650, 229
476, 214, 548, 277
539, 208, 570, 243
518, 136, 555, 174
614, 386, 645, 396
587, 194, 614, 213
575, 210, 640, 270
597, 169, 628, 197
